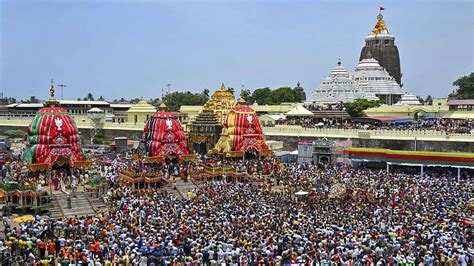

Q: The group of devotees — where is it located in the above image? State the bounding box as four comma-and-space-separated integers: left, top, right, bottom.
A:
0, 156, 473, 265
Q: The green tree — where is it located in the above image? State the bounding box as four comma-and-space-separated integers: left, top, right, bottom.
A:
344, 99, 381, 117
453, 72, 474, 99
425, 95, 433, 105
252, 87, 274, 105
98, 96, 105, 101
84, 93, 94, 101
271, 87, 295, 103
163, 91, 209, 111
202, 89, 210, 97
240, 89, 253, 104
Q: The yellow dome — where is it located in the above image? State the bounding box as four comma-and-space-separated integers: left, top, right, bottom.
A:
211, 83, 234, 99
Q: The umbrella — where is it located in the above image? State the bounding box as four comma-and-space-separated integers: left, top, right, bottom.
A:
295, 191, 309, 196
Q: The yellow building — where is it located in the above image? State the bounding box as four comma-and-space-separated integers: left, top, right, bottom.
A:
364, 98, 449, 119
127, 100, 157, 124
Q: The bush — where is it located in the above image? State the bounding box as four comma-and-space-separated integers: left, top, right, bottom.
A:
2, 129, 27, 139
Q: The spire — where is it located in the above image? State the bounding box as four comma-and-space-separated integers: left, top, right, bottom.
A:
45, 79, 60, 107
220, 83, 226, 91
337, 59, 342, 66
371, 8, 389, 34
297, 81, 301, 87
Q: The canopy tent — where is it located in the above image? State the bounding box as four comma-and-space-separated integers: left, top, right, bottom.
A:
285, 106, 314, 116
142, 111, 189, 158
214, 105, 271, 156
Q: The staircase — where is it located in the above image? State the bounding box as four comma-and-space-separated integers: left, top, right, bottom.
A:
50, 192, 96, 218
161, 184, 183, 199
160, 179, 200, 199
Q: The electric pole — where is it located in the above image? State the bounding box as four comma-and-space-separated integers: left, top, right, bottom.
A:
58, 84, 67, 100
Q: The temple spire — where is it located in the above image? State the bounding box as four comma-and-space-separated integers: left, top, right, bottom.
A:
220, 83, 226, 91
45, 79, 60, 107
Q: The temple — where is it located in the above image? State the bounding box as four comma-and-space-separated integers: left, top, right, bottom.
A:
352, 55, 403, 105
308, 57, 402, 105
202, 83, 236, 124
360, 9, 402, 86
308, 60, 378, 104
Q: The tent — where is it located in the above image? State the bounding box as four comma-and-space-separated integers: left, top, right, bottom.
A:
285, 106, 314, 116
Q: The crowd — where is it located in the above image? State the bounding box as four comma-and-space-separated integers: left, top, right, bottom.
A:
275, 117, 473, 134
1, 160, 473, 265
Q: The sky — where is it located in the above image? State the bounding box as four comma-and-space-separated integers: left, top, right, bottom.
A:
1, 0, 472, 101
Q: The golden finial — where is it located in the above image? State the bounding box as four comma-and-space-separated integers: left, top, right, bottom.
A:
220, 83, 226, 91
45, 79, 60, 107
50, 79, 55, 98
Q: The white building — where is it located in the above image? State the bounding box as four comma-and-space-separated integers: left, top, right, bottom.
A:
395, 92, 421, 106
308, 60, 379, 104
352, 56, 403, 105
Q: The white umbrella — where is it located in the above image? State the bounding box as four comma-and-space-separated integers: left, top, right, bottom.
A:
295, 190, 309, 196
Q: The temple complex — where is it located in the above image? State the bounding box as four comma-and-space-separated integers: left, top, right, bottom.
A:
359, 9, 402, 86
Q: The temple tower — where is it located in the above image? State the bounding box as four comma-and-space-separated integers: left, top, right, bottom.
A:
359, 9, 402, 86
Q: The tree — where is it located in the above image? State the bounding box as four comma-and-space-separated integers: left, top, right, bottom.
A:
416, 96, 425, 105
163, 91, 209, 111
344, 99, 381, 117
252, 87, 275, 105
25, 96, 39, 103
240, 89, 253, 104
228, 87, 235, 95
98, 96, 105, 101
425, 95, 433, 105
453, 72, 474, 99
271, 87, 295, 103
84, 93, 94, 101
202, 89, 210, 98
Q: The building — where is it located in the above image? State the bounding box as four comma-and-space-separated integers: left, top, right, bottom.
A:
0, 100, 132, 122
308, 60, 378, 104
395, 93, 421, 106
359, 10, 402, 86
365, 98, 449, 119
126, 100, 157, 124
294, 82, 306, 101
352, 56, 403, 105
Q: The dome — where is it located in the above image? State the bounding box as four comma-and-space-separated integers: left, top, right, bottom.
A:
142, 111, 189, 157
